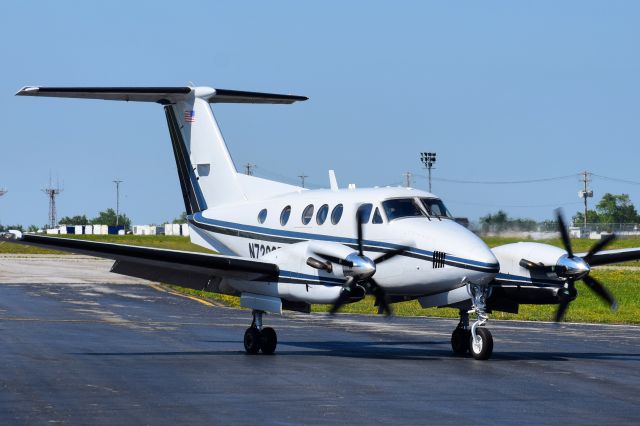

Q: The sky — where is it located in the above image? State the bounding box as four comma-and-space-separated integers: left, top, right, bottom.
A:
1, 1, 639, 227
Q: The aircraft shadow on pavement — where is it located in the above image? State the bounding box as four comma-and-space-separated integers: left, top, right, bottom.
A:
77, 340, 640, 362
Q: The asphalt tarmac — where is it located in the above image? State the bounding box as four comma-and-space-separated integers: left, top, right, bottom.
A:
0, 255, 639, 425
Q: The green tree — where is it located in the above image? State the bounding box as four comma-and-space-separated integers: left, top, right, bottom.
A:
27, 225, 39, 232
480, 210, 508, 233
59, 215, 89, 225
91, 208, 131, 228
479, 210, 539, 233
596, 193, 639, 223
0, 224, 24, 232
172, 211, 188, 224
572, 210, 600, 226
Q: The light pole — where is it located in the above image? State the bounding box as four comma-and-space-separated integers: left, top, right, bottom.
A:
113, 180, 123, 227
420, 152, 437, 193
578, 171, 592, 235
298, 174, 308, 188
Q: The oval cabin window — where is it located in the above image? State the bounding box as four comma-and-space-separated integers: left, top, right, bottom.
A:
257, 208, 268, 224
316, 204, 329, 225
331, 204, 343, 225
280, 206, 291, 226
302, 204, 314, 225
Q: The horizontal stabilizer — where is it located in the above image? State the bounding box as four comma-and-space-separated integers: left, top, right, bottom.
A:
16, 86, 308, 104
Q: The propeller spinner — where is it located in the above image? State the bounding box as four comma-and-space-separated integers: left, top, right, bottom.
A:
306, 209, 407, 315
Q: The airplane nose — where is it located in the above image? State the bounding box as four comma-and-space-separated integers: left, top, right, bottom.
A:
447, 229, 499, 283
462, 245, 499, 285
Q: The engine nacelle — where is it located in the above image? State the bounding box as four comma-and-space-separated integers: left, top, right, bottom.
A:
489, 242, 569, 309
492, 242, 567, 278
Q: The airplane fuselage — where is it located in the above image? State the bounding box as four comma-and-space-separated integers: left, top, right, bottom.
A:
188, 186, 499, 304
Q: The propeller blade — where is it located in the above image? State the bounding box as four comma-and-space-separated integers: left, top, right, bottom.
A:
585, 248, 640, 267
555, 209, 573, 258
554, 280, 575, 322
330, 277, 356, 315
356, 209, 364, 256
374, 247, 408, 265
582, 274, 618, 310
555, 296, 571, 322
369, 279, 392, 316
583, 233, 616, 264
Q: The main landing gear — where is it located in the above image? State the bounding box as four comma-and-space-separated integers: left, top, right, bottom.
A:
244, 310, 278, 355
450, 284, 494, 360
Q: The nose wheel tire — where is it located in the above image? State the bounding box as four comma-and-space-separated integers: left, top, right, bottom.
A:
244, 327, 261, 354
451, 328, 471, 355
469, 327, 493, 360
259, 327, 278, 355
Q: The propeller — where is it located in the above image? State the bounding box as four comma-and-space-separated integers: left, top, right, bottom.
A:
520, 209, 618, 322
308, 208, 407, 315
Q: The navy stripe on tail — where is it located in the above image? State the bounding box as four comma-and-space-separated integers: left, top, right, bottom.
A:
164, 106, 208, 215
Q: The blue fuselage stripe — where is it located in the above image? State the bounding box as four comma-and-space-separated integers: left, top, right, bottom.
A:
190, 212, 500, 272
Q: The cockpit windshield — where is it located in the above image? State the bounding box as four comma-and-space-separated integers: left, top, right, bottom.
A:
420, 198, 452, 218
381, 198, 426, 221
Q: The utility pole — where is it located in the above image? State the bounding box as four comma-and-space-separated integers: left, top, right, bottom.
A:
403, 172, 413, 188
298, 174, 308, 188
113, 180, 123, 227
42, 177, 62, 229
244, 163, 255, 176
578, 171, 593, 234
420, 152, 437, 193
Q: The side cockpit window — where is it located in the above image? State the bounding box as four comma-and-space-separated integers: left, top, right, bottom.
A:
372, 207, 383, 224
356, 203, 373, 224
382, 198, 425, 221
420, 198, 452, 219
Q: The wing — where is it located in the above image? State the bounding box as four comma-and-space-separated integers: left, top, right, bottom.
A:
8, 234, 279, 291
575, 247, 640, 267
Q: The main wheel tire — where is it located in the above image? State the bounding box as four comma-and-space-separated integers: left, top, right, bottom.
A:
244, 327, 261, 354
260, 327, 278, 355
469, 327, 493, 360
451, 328, 470, 355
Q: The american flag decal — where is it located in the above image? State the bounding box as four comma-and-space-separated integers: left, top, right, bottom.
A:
184, 110, 195, 123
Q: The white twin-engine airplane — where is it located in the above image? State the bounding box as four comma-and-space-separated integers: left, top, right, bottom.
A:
9, 85, 640, 360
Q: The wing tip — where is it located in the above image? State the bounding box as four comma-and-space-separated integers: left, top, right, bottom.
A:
15, 86, 39, 96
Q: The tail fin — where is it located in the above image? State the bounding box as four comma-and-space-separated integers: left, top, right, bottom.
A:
16, 86, 308, 211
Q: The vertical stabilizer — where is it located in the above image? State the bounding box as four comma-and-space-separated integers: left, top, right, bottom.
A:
167, 89, 246, 207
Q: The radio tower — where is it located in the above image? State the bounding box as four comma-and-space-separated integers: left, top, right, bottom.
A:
42, 177, 63, 229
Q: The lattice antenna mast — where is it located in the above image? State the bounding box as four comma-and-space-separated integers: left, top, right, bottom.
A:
42, 176, 63, 229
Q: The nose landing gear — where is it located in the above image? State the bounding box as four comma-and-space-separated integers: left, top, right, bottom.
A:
244, 310, 278, 355
450, 284, 494, 360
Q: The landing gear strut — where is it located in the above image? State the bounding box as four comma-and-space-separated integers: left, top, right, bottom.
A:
450, 284, 494, 360
244, 310, 278, 355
